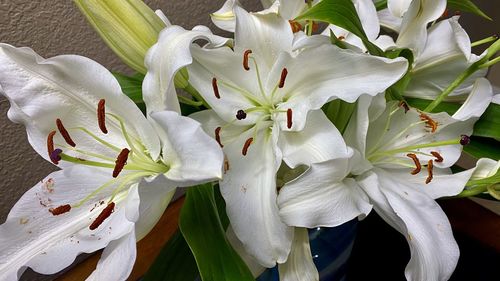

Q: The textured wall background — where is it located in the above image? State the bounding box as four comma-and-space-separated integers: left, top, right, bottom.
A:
0, 0, 498, 280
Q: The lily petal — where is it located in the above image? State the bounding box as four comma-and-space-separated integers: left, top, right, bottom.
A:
359, 169, 459, 281
0, 44, 161, 162
278, 227, 319, 281
278, 154, 372, 228
0, 166, 138, 279
377, 9, 402, 33
452, 78, 493, 121
226, 225, 266, 277
143, 25, 228, 115
86, 230, 137, 281
279, 0, 308, 20
211, 0, 238, 32
220, 127, 293, 267
387, 0, 412, 18
150, 111, 224, 186
396, 0, 447, 56
279, 110, 349, 167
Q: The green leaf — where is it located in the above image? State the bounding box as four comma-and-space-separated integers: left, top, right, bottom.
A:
447, 0, 492, 21
472, 103, 500, 139
143, 230, 199, 281
322, 99, 356, 134
112, 72, 144, 103
463, 137, 500, 161
374, 0, 387, 11
296, 0, 384, 56
406, 98, 460, 115
179, 184, 254, 281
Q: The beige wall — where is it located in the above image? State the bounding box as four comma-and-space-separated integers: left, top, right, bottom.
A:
0, 1, 498, 277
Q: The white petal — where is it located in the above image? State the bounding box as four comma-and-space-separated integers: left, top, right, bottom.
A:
278, 228, 319, 281
220, 127, 293, 267
226, 226, 266, 277
279, 0, 308, 20
377, 9, 402, 33
269, 44, 407, 130
134, 176, 177, 241
0, 44, 161, 162
211, 0, 238, 32
155, 10, 172, 26
86, 230, 137, 281
0, 166, 138, 278
396, 0, 447, 56
452, 78, 493, 121
387, 0, 412, 17
406, 17, 487, 99
278, 155, 372, 228
150, 111, 223, 186
374, 35, 397, 51
143, 25, 228, 115
493, 94, 500, 105
360, 170, 459, 281
233, 5, 293, 71
470, 158, 500, 180
261, 0, 275, 9
355, 0, 380, 41
279, 110, 349, 167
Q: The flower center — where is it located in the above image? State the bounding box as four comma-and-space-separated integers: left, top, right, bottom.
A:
366, 103, 467, 184
210, 49, 294, 155
45, 99, 169, 229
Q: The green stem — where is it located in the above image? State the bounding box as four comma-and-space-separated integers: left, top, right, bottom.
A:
480, 56, 500, 68
471, 35, 498, 47
178, 95, 203, 107
453, 185, 488, 198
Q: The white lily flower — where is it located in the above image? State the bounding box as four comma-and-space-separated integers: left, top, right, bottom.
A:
146, 4, 407, 268
279, 79, 493, 280
0, 44, 223, 280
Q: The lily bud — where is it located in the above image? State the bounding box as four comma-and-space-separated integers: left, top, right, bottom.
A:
74, 0, 166, 74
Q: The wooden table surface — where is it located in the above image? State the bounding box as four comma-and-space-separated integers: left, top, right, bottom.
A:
57, 197, 498, 281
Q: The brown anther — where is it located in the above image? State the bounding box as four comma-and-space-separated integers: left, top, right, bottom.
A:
406, 153, 421, 175
242, 137, 253, 156
56, 118, 76, 147
287, 108, 293, 129
89, 202, 115, 230
279, 68, 288, 89
338, 35, 345, 41
243, 50, 252, 71
425, 160, 434, 184
224, 156, 230, 173
215, 127, 223, 148
212, 78, 220, 99
441, 9, 449, 18
430, 151, 443, 163
49, 204, 71, 216
419, 113, 438, 133
47, 130, 57, 164
312, 21, 320, 33
112, 148, 130, 178
288, 20, 303, 33
399, 101, 410, 113
236, 110, 247, 120
97, 99, 108, 134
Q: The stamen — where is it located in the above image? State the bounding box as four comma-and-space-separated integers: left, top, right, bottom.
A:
112, 148, 130, 178
50, 149, 63, 164
419, 113, 438, 133
215, 127, 223, 148
236, 110, 247, 120
89, 202, 115, 230
406, 153, 421, 175
97, 99, 108, 134
460, 135, 471, 146
338, 35, 345, 41
49, 204, 71, 216
243, 50, 252, 71
242, 137, 253, 156
212, 78, 220, 99
288, 20, 303, 33
56, 118, 76, 147
440, 9, 449, 19
47, 130, 57, 164
426, 160, 434, 184
431, 151, 443, 163
287, 108, 293, 129
399, 101, 410, 113
279, 68, 288, 88
224, 156, 230, 173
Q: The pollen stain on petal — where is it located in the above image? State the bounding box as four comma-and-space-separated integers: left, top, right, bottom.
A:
56, 118, 76, 147
49, 204, 71, 216
243, 50, 252, 71
89, 202, 115, 230
112, 148, 130, 178
242, 137, 253, 156
406, 153, 421, 175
